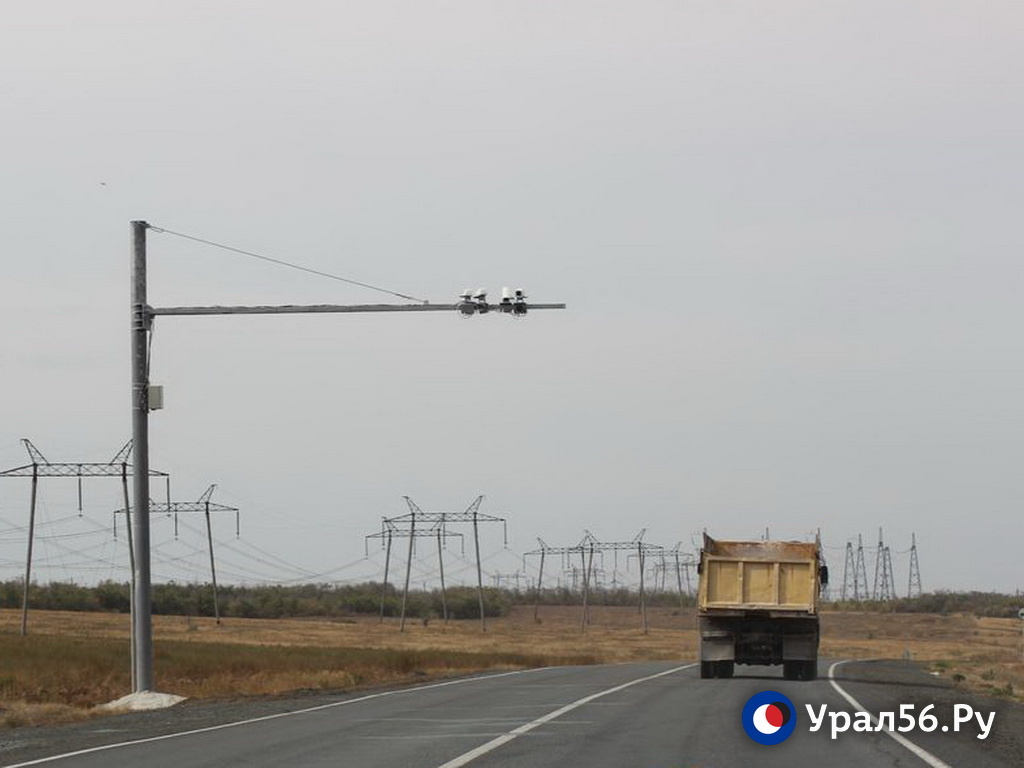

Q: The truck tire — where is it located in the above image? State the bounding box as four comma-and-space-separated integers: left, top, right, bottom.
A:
716, 661, 734, 678
700, 661, 715, 679
801, 660, 817, 681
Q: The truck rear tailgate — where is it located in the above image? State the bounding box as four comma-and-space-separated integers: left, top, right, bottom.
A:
702, 557, 815, 610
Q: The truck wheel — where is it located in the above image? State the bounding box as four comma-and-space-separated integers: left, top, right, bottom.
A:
716, 661, 734, 678
700, 661, 715, 679
800, 661, 817, 681
783, 661, 799, 680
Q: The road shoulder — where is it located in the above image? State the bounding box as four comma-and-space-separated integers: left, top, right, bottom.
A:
833, 659, 1024, 767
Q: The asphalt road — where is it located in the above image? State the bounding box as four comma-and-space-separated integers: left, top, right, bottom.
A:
2, 661, 1020, 768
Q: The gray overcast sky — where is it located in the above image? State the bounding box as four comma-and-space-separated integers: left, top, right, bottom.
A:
1, 1, 1021, 592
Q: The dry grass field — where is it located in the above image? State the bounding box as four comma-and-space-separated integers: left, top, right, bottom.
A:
0, 605, 1020, 729
820, 611, 1023, 701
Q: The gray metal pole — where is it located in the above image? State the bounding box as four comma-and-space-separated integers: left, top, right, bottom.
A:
587, 545, 595, 621
580, 545, 592, 633
121, 464, 135, 692
121, 467, 136, 574
379, 531, 392, 623
205, 503, 221, 625
436, 529, 448, 624
19, 464, 38, 636
473, 508, 486, 632
130, 220, 154, 692
399, 513, 415, 632
639, 545, 649, 635
675, 553, 684, 608
534, 549, 545, 623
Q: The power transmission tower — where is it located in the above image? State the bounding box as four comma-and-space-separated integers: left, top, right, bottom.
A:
0, 439, 169, 637
908, 532, 923, 598
116, 485, 240, 625
841, 541, 856, 601
672, 544, 696, 600
523, 538, 553, 622
365, 515, 464, 629
366, 518, 462, 626
646, 544, 696, 606
580, 534, 596, 630
854, 534, 869, 600
524, 531, 601, 627
873, 528, 895, 601
524, 536, 591, 623
374, 495, 506, 632
882, 546, 896, 601
585, 530, 664, 635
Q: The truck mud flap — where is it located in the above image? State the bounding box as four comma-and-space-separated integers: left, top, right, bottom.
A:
782, 633, 817, 661
700, 631, 734, 662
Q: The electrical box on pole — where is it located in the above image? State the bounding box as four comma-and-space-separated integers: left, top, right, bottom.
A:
147, 386, 164, 410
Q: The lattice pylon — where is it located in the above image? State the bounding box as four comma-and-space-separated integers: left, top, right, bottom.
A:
908, 533, 922, 598
841, 541, 856, 601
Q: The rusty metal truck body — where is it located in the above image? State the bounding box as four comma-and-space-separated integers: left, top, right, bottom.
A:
697, 534, 825, 680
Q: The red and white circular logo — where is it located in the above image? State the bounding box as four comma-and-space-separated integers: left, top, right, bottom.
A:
742, 691, 797, 745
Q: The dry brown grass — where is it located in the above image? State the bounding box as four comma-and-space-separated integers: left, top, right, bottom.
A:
0, 605, 696, 666
820, 612, 1023, 701
0, 702, 101, 730
0, 604, 1019, 730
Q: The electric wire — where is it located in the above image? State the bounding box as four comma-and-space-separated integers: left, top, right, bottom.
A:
0, 498, 686, 594
168, 516, 312, 583
233, 537, 319, 575
216, 538, 317, 579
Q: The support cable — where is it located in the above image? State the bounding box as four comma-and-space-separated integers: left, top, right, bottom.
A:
148, 226, 428, 304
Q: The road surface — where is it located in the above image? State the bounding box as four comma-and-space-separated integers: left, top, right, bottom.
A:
1, 660, 1020, 767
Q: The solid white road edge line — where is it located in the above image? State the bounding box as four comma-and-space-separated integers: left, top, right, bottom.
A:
828, 660, 953, 768
3, 666, 556, 768
434, 664, 696, 768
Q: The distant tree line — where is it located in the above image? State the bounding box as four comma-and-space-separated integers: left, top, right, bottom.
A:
1, 581, 1019, 620
824, 590, 1023, 619
0, 581, 511, 620
518, 585, 697, 608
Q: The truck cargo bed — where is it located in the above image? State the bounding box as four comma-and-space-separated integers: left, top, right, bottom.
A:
697, 534, 824, 681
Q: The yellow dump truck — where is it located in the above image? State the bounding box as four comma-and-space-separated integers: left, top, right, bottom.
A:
697, 534, 827, 680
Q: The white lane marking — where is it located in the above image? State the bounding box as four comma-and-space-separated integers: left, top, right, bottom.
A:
351, 717, 534, 723
348, 720, 589, 724
351, 718, 591, 727
435, 664, 695, 768
356, 734, 512, 740
828, 660, 953, 768
3, 667, 553, 768
511, 684, 607, 691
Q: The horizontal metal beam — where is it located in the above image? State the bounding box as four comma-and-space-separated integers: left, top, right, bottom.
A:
385, 511, 506, 525
587, 542, 665, 553
150, 303, 566, 317
0, 464, 169, 478
366, 529, 464, 539
524, 547, 584, 556
525, 542, 667, 556
114, 502, 238, 514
